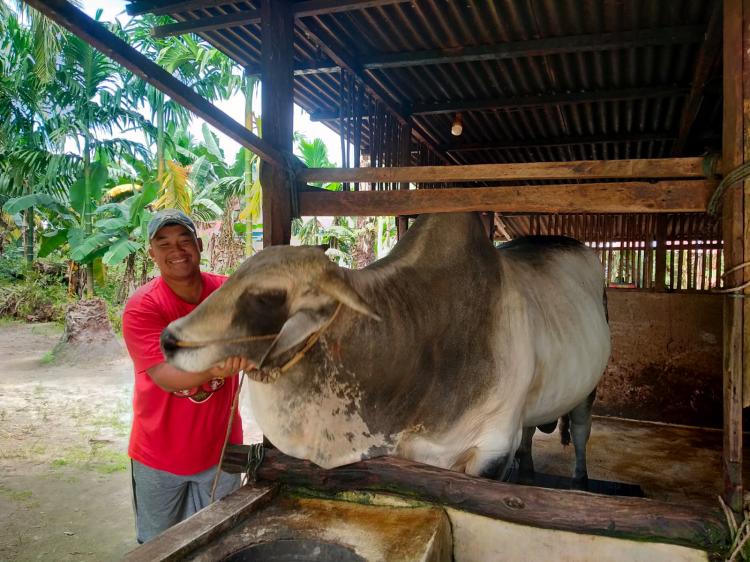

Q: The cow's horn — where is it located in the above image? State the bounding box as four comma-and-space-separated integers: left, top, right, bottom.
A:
319, 273, 381, 321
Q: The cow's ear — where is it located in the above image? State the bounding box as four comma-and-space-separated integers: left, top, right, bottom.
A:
259, 309, 327, 365
319, 272, 381, 321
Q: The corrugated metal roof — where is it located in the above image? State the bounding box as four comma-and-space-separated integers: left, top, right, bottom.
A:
142, 0, 721, 164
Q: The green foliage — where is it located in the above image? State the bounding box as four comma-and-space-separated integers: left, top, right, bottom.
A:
0, 270, 68, 322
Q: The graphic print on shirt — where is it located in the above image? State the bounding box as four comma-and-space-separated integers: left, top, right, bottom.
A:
172, 377, 226, 403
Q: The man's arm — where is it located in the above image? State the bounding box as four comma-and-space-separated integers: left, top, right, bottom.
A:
147, 357, 252, 393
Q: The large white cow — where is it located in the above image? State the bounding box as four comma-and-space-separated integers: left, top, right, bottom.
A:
161, 212, 611, 487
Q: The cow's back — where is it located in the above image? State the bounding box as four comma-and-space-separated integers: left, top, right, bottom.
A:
496, 236, 611, 426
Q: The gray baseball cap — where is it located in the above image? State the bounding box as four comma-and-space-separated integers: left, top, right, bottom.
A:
147, 209, 199, 240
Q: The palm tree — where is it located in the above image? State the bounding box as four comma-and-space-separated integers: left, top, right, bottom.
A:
0, 2, 71, 264
55, 16, 152, 297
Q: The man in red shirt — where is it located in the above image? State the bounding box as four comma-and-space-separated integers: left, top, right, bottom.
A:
122, 209, 250, 543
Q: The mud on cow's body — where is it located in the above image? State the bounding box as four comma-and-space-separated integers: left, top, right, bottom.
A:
161, 212, 611, 485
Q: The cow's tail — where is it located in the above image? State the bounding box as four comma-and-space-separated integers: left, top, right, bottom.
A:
602, 283, 609, 324
559, 414, 571, 446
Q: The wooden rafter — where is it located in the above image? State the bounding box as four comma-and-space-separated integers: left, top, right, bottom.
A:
244, 26, 703, 76
26, 0, 290, 169
310, 87, 689, 120
152, 9, 260, 39
126, 0, 233, 17
408, 87, 689, 116
297, 181, 715, 216
439, 133, 678, 153
293, 16, 451, 163
297, 157, 709, 183
361, 26, 705, 69
150, 0, 412, 38
671, 3, 723, 155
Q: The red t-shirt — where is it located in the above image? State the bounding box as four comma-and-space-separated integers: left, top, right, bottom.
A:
123, 272, 243, 475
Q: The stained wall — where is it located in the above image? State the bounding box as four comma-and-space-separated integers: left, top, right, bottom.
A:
596, 291, 723, 428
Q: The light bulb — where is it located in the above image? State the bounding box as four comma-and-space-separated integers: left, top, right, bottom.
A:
451, 113, 463, 136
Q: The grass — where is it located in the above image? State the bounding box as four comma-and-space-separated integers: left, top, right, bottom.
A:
0, 484, 33, 504
51, 444, 129, 474
40, 351, 55, 364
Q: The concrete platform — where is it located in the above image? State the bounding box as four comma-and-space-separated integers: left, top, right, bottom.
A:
528, 415, 730, 505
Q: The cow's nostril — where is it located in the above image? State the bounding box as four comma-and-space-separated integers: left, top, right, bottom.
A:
160, 329, 180, 356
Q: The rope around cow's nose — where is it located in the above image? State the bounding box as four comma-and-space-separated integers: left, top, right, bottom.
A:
174, 332, 277, 348
172, 302, 344, 379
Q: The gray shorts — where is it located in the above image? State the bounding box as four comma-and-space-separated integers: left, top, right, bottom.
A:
131, 459, 241, 543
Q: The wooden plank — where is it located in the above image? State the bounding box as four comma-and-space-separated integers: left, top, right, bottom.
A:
362, 26, 705, 69
260, 0, 294, 246
439, 133, 678, 153
25, 0, 289, 169
298, 158, 709, 183
409, 87, 688, 116
222, 447, 728, 552
722, 0, 745, 512
298, 181, 715, 216
126, 0, 232, 16
672, 3, 723, 155
131, 0, 409, 17
152, 10, 261, 39
123, 483, 278, 562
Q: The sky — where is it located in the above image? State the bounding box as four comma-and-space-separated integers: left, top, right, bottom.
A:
77, 0, 343, 164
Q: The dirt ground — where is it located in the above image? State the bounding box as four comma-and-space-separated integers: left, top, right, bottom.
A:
0, 321, 262, 562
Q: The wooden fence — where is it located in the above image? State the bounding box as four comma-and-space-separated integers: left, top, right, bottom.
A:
500, 213, 723, 291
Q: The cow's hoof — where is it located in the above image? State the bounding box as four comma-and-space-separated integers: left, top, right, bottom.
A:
517, 470, 535, 486
571, 475, 589, 491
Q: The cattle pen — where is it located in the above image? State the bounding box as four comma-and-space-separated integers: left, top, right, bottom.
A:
25, 0, 750, 560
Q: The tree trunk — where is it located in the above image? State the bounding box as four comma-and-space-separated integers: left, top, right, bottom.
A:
244, 74, 259, 256
56, 298, 123, 363
351, 216, 376, 269
23, 206, 34, 265
118, 253, 137, 303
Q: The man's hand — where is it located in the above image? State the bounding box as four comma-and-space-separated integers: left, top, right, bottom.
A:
147, 356, 254, 393
206, 357, 253, 380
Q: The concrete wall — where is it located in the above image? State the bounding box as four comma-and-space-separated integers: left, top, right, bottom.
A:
595, 290, 723, 428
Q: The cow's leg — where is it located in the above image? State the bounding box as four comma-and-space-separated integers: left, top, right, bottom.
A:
515, 426, 536, 484
568, 388, 597, 490
466, 425, 522, 481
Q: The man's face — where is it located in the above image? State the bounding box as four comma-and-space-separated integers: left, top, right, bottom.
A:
148, 224, 203, 281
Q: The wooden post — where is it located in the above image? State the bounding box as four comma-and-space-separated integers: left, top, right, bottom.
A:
722, 0, 745, 512
654, 215, 668, 291
396, 121, 411, 239
260, 0, 294, 246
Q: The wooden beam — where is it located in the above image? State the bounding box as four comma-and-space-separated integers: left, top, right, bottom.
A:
293, 17, 450, 163
297, 158, 709, 183
440, 133, 678, 153
409, 87, 689, 116
363, 26, 705, 69
245, 26, 703, 78
297, 181, 715, 216
152, 10, 260, 39
26, 0, 288, 169
151, 0, 411, 39
721, 0, 746, 513
122, 483, 278, 562
126, 0, 232, 17
261, 0, 294, 247
223, 447, 728, 552
672, 4, 723, 155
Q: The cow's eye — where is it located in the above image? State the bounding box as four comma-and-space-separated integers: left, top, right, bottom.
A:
256, 291, 286, 308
